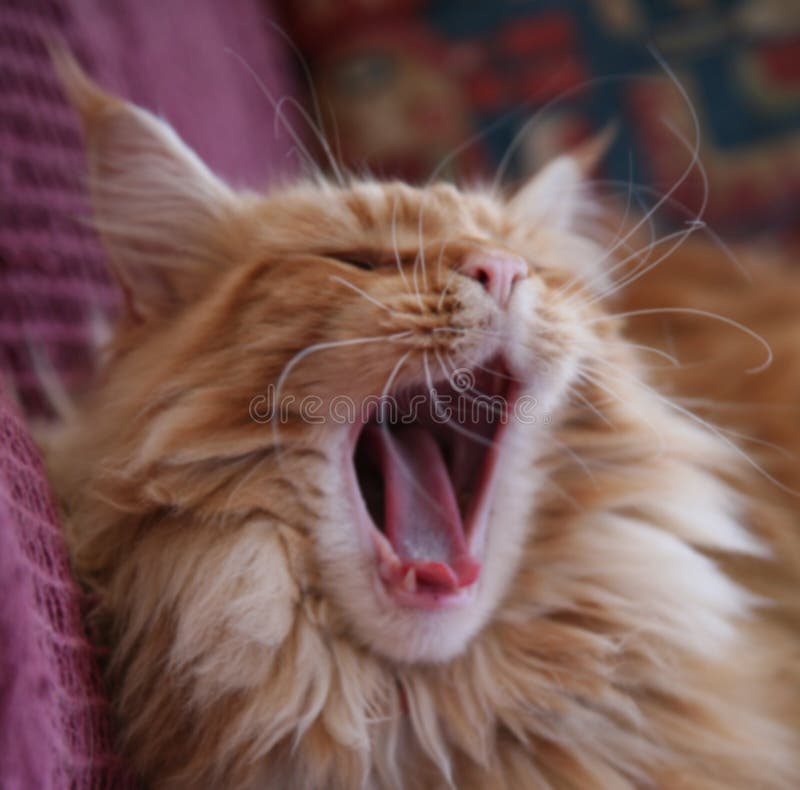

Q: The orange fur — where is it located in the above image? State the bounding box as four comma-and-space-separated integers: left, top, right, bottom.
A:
41, 53, 799, 788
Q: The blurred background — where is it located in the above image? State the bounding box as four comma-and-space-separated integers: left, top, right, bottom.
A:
279, 0, 800, 240
1, 0, 800, 413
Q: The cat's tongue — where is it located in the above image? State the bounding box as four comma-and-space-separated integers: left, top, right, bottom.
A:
363, 424, 480, 592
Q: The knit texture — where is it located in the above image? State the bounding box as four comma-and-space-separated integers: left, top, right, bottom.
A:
0, 382, 132, 788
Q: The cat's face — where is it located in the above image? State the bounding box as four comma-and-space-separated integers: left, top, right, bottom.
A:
245, 179, 604, 661
60, 55, 608, 663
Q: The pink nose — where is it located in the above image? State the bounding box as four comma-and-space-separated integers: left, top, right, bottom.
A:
461, 253, 527, 307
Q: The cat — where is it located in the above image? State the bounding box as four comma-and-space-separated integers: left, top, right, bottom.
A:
40, 50, 800, 789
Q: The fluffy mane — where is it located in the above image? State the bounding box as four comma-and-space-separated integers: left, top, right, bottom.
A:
42, 52, 800, 789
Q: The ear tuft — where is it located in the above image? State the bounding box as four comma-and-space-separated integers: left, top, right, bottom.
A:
51, 46, 243, 321
49, 44, 117, 123
572, 121, 618, 175
508, 125, 616, 233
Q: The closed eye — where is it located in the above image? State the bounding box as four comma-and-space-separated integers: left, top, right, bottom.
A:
329, 253, 376, 271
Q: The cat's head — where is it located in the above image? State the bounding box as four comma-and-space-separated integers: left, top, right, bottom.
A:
57, 52, 612, 663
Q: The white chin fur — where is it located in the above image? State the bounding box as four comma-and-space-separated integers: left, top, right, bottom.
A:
314, 416, 547, 663
311, 283, 577, 663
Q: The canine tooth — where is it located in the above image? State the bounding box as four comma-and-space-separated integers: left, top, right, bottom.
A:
402, 568, 417, 593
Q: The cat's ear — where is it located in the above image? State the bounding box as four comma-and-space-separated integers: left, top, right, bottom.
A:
508, 125, 615, 232
52, 48, 244, 320
508, 156, 584, 231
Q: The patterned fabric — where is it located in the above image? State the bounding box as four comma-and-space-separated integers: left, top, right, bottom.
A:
283, 0, 800, 239
1, 0, 296, 414
0, 381, 131, 789
0, 1, 295, 785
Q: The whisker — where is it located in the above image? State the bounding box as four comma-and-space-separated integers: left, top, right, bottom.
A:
712, 426, 795, 461
572, 125, 712, 308
430, 351, 498, 449
576, 337, 682, 368
274, 333, 413, 405
539, 475, 585, 511
578, 153, 656, 278
580, 358, 800, 496
456, 324, 683, 370
390, 196, 415, 302
491, 69, 633, 194
381, 351, 411, 400
421, 349, 435, 395
585, 177, 750, 282
270, 332, 413, 461
433, 352, 548, 455
580, 357, 795, 459
462, 355, 521, 383
424, 61, 579, 190
328, 275, 398, 315
375, 350, 448, 518
671, 396, 798, 413
575, 368, 667, 459
264, 19, 327, 152
325, 95, 346, 179
417, 196, 429, 293
556, 49, 705, 304
225, 48, 345, 186
438, 352, 552, 454
564, 382, 615, 429
566, 222, 701, 309
581, 308, 773, 374
436, 258, 471, 312
441, 355, 507, 418
376, 351, 423, 504
410, 193, 432, 311
275, 93, 347, 186
412, 250, 424, 311
545, 433, 598, 484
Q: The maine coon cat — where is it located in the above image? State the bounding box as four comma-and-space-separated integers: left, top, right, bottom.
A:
41, 51, 800, 788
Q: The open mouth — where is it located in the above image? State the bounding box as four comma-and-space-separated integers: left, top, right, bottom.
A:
351, 355, 520, 610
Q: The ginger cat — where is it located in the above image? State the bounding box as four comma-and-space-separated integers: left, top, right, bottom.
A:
41, 52, 800, 788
